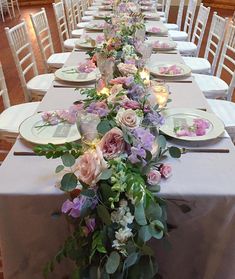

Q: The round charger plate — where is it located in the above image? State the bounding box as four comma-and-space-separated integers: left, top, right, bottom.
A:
55, 66, 98, 83
85, 23, 104, 31
149, 63, 191, 78
160, 108, 224, 141
151, 40, 177, 51
144, 13, 160, 20
94, 13, 113, 19
19, 113, 81, 145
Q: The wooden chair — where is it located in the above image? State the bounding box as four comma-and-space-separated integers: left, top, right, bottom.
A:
30, 8, 70, 72
0, 0, 11, 22
194, 22, 235, 100
5, 21, 54, 101
158, 0, 171, 23
63, 0, 83, 38
165, 0, 185, 31
183, 13, 228, 74
169, 0, 197, 41
0, 62, 40, 144
207, 24, 235, 142
53, 2, 80, 51
176, 4, 210, 56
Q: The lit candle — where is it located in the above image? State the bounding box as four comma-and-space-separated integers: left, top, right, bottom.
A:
139, 68, 150, 85
97, 86, 110, 96
153, 84, 169, 108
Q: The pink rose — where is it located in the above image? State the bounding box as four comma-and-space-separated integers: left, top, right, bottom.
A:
160, 164, 172, 178
99, 127, 125, 159
116, 108, 141, 129
147, 169, 161, 185
117, 63, 137, 76
121, 99, 140, 110
75, 147, 107, 186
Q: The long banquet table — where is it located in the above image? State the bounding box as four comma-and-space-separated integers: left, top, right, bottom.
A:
0, 17, 235, 279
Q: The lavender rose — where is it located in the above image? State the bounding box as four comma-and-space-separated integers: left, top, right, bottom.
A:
160, 164, 172, 178
99, 127, 125, 159
75, 147, 107, 186
147, 169, 161, 185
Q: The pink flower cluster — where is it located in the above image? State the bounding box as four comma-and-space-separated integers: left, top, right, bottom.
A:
175, 118, 210, 137
152, 41, 170, 49
95, 34, 105, 44
77, 60, 96, 73
147, 164, 172, 185
159, 65, 183, 75
148, 27, 161, 33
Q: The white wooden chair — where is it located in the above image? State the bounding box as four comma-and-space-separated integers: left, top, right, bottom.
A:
0, 0, 11, 22
5, 21, 54, 102
193, 23, 235, 100
183, 13, 228, 74
169, 0, 197, 41
71, 0, 84, 28
165, 0, 185, 31
207, 24, 235, 141
63, 0, 83, 38
53, 2, 80, 51
8, 0, 20, 18
158, 0, 171, 23
30, 8, 70, 72
176, 4, 210, 56
0, 62, 40, 143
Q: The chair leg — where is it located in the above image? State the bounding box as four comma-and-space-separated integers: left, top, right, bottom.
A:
0, 6, 5, 22
10, 0, 15, 17
16, 0, 20, 15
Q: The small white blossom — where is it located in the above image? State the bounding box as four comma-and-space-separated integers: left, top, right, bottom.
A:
115, 227, 133, 242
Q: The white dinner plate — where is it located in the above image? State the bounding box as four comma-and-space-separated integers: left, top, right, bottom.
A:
146, 27, 168, 36
144, 13, 160, 21
54, 66, 98, 83
94, 12, 113, 19
160, 108, 224, 141
19, 113, 81, 145
149, 63, 191, 78
85, 23, 105, 31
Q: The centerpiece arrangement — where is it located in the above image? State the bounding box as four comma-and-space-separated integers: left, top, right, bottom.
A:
35, 1, 182, 278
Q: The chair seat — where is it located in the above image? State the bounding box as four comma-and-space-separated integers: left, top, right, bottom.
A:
71, 29, 83, 38
64, 38, 79, 50
77, 22, 88, 28
207, 99, 235, 141
193, 73, 229, 99
176, 42, 197, 56
0, 102, 40, 135
27, 74, 54, 95
165, 23, 179, 30
88, 6, 99, 10
182, 57, 211, 74
82, 15, 93, 21
169, 30, 188, 41
84, 11, 96, 16
160, 17, 166, 23
47, 52, 71, 68
158, 11, 165, 17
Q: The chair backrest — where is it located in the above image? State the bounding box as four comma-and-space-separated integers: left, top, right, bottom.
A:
80, 0, 88, 14
191, 4, 210, 57
63, 0, 74, 37
5, 21, 38, 102
53, 1, 69, 52
0, 62, 10, 109
204, 13, 228, 75
30, 8, 54, 73
176, 0, 185, 30
183, 0, 197, 40
71, 0, 81, 26
216, 23, 235, 101
164, 0, 171, 22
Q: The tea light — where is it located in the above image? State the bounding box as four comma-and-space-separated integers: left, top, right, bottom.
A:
139, 68, 150, 85
97, 86, 110, 96
153, 84, 169, 108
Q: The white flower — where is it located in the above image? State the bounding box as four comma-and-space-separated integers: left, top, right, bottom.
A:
119, 199, 128, 208
116, 108, 142, 129
120, 212, 134, 227
115, 227, 133, 243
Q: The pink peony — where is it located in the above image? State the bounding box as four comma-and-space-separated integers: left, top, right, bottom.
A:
160, 164, 172, 179
99, 127, 125, 159
147, 169, 161, 185
117, 63, 137, 76
121, 99, 140, 110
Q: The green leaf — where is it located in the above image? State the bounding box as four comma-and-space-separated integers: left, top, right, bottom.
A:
141, 245, 154, 256
149, 220, 164, 239
123, 252, 139, 270
138, 225, 152, 242
61, 173, 77, 191
134, 202, 147, 226
168, 146, 181, 158
97, 205, 111, 225
81, 189, 96, 198
145, 201, 162, 221
105, 251, 120, 274
97, 120, 112, 134
99, 169, 112, 180
55, 165, 64, 173
157, 135, 167, 149
61, 153, 76, 167
71, 267, 81, 279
